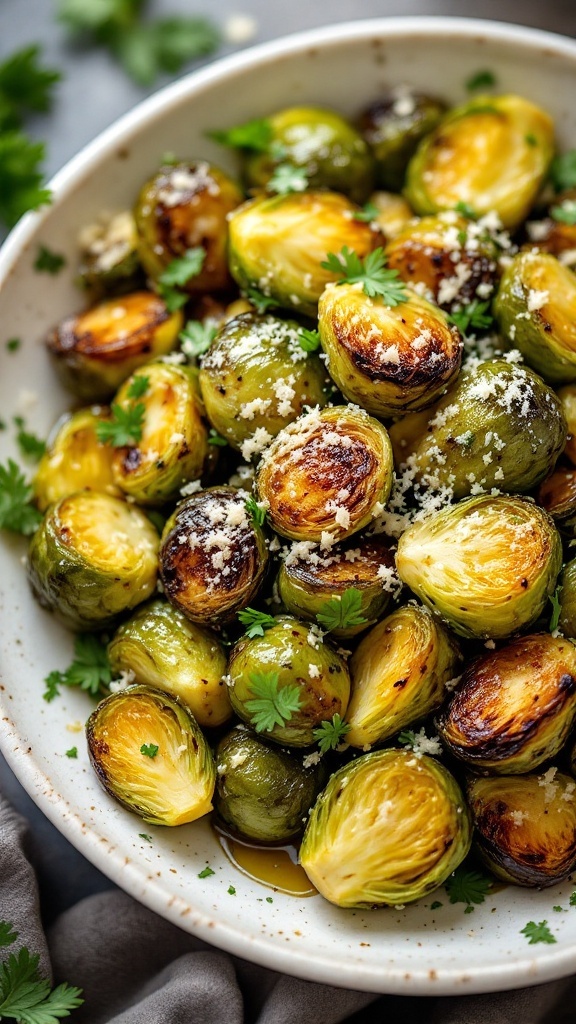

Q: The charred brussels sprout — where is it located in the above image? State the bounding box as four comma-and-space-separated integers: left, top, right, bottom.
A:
358, 90, 446, 193
78, 210, 142, 296
346, 604, 461, 749
437, 634, 576, 773
228, 191, 376, 317
467, 771, 576, 887
405, 94, 554, 230
228, 615, 350, 747
538, 467, 576, 538
86, 684, 215, 826
33, 407, 119, 512
559, 558, 576, 638
159, 487, 268, 626
256, 405, 394, 542
300, 749, 471, 907
214, 726, 325, 842
389, 360, 566, 500
557, 385, 576, 466
396, 495, 562, 639
108, 599, 231, 728
494, 251, 576, 385
521, 190, 576, 263
198, 313, 329, 451
28, 491, 158, 631
46, 291, 183, 402
277, 534, 396, 638
134, 161, 243, 293
109, 363, 208, 506
243, 106, 374, 204
318, 283, 462, 417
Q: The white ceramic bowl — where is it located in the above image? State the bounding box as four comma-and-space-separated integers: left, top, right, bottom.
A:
2, 16, 576, 996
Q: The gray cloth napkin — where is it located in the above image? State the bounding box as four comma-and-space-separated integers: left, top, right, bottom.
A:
1, 793, 575, 1024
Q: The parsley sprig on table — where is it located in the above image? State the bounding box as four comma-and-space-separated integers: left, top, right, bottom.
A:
0, 460, 42, 535
96, 374, 149, 447
237, 607, 276, 638
321, 246, 408, 304
245, 671, 302, 732
43, 634, 112, 702
157, 248, 205, 312
520, 920, 557, 945
448, 299, 494, 336
316, 588, 367, 632
0, 919, 83, 1022
444, 866, 492, 908
313, 714, 350, 753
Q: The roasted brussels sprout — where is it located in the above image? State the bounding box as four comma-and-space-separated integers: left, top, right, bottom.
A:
522, 190, 576, 263
317, 283, 462, 417
78, 210, 142, 296
159, 486, 268, 626
28, 491, 159, 631
494, 251, 576, 385
538, 467, 576, 537
46, 291, 183, 402
437, 633, 576, 773
198, 313, 330, 451
559, 558, 576, 639
108, 599, 231, 728
242, 106, 374, 204
396, 494, 562, 639
405, 94, 554, 230
389, 360, 566, 500
109, 362, 208, 506
134, 161, 243, 292
214, 726, 325, 842
256, 405, 394, 542
228, 191, 376, 317
299, 749, 471, 907
277, 534, 396, 638
86, 684, 215, 826
467, 771, 576, 887
346, 604, 461, 749
384, 212, 499, 311
557, 385, 576, 466
364, 191, 414, 240
228, 615, 350, 747
33, 407, 119, 513
358, 90, 447, 192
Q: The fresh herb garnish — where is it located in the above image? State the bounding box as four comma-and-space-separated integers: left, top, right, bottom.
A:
179, 319, 217, 359
0, 45, 60, 132
208, 117, 272, 153
316, 587, 367, 632
198, 865, 215, 879
140, 743, 159, 758
0, 923, 18, 949
550, 150, 576, 193
0, 459, 42, 535
6, 338, 21, 353
444, 866, 492, 907
208, 428, 227, 447
0, 920, 83, 1021
465, 69, 497, 92
520, 920, 557, 945
454, 200, 478, 220
0, 131, 52, 228
298, 328, 321, 353
244, 287, 282, 314
96, 401, 145, 447
313, 713, 350, 753
397, 730, 417, 749
127, 374, 150, 400
448, 299, 494, 335
227, 885, 236, 895
14, 419, 46, 461
266, 896, 273, 903
570, 891, 576, 907
157, 247, 205, 312
245, 671, 302, 733
549, 585, 562, 632
65, 747, 78, 759
267, 162, 308, 195
321, 246, 408, 304
430, 901, 443, 910
553, 905, 564, 912
139, 833, 153, 843
551, 202, 576, 225
43, 633, 111, 702
237, 607, 276, 638
353, 201, 380, 223
244, 495, 267, 527
34, 244, 66, 275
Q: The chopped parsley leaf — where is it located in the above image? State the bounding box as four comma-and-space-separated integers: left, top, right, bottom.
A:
34, 244, 66, 274
321, 246, 407, 304
245, 671, 302, 733
140, 743, 159, 758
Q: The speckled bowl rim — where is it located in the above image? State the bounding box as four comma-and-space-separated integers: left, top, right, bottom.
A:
3, 15, 576, 996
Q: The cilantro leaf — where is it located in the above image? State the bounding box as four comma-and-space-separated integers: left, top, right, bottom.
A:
520, 920, 557, 945
43, 634, 111, 701
267, 162, 308, 195
140, 743, 159, 758
245, 671, 302, 732
0, 460, 42, 535
208, 118, 272, 153
244, 496, 267, 527
198, 865, 215, 878
465, 69, 497, 92
126, 374, 149, 400
316, 587, 367, 632
14, 421, 46, 462
551, 201, 576, 225
0, 923, 17, 949
34, 245, 66, 275
321, 246, 408, 304
96, 401, 145, 447
158, 248, 205, 311
444, 866, 492, 906
244, 288, 281, 314
549, 585, 562, 632
353, 201, 380, 223
0, 46, 61, 132
313, 713, 350, 753
0, 946, 83, 1023
179, 320, 217, 359
448, 299, 494, 336
0, 131, 52, 228
298, 328, 320, 353
237, 607, 276, 638
550, 150, 576, 193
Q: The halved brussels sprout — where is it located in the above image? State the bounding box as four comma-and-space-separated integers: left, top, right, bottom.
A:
538, 467, 576, 537
467, 771, 576, 887
33, 407, 119, 513
389, 360, 566, 500
559, 558, 576, 639
317, 283, 462, 417
109, 363, 208, 506
215, 726, 325, 843
198, 313, 330, 451
256, 405, 394, 542
228, 615, 350, 747
277, 534, 396, 638
522, 189, 576, 263
557, 385, 576, 466
346, 604, 460, 749
358, 90, 447, 192
108, 599, 230, 728
300, 749, 471, 907
134, 161, 243, 292
86, 684, 215, 826
46, 291, 183, 402
495, 251, 576, 385
384, 212, 499, 311
405, 94, 554, 230
437, 633, 576, 773
28, 491, 159, 631
228, 191, 376, 317
242, 106, 374, 203
78, 210, 142, 296
159, 486, 268, 626
365, 191, 414, 240
396, 494, 562, 639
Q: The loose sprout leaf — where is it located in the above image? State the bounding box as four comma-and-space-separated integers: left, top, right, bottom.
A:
321, 245, 408, 303
208, 117, 272, 153
245, 671, 302, 732
316, 587, 367, 632
157, 247, 205, 311
140, 743, 159, 758
65, 747, 78, 759
198, 865, 215, 878
549, 585, 562, 632
551, 202, 576, 225
43, 634, 112, 701
352, 201, 380, 223
0, 459, 42, 535
0, 922, 17, 949
0, 131, 52, 228
267, 162, 309, 195
244, 287, 282, 314
126, 374, 149, 400
465, 69, 497, 92
0, 946, 83, 1023
298, 328, 321, 353
237, 607, 277, 638
444, 867, 492, 906
244, 496, 267, 527
0, 45, 61, 132
96, 401, 145, 447
6, 338, 21, 353
550, 150, 576, 193
520, 920, 557, 945
313, 714, 351, 753
34, 245, 66, 275
179, 319, 217, 359
14, 423, 46, 462
454, 200, 478, 220
448, 300, 494, 336
208, 428, 228, 447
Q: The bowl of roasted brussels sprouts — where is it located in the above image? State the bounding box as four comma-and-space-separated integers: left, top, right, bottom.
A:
4, 14, 576, 996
